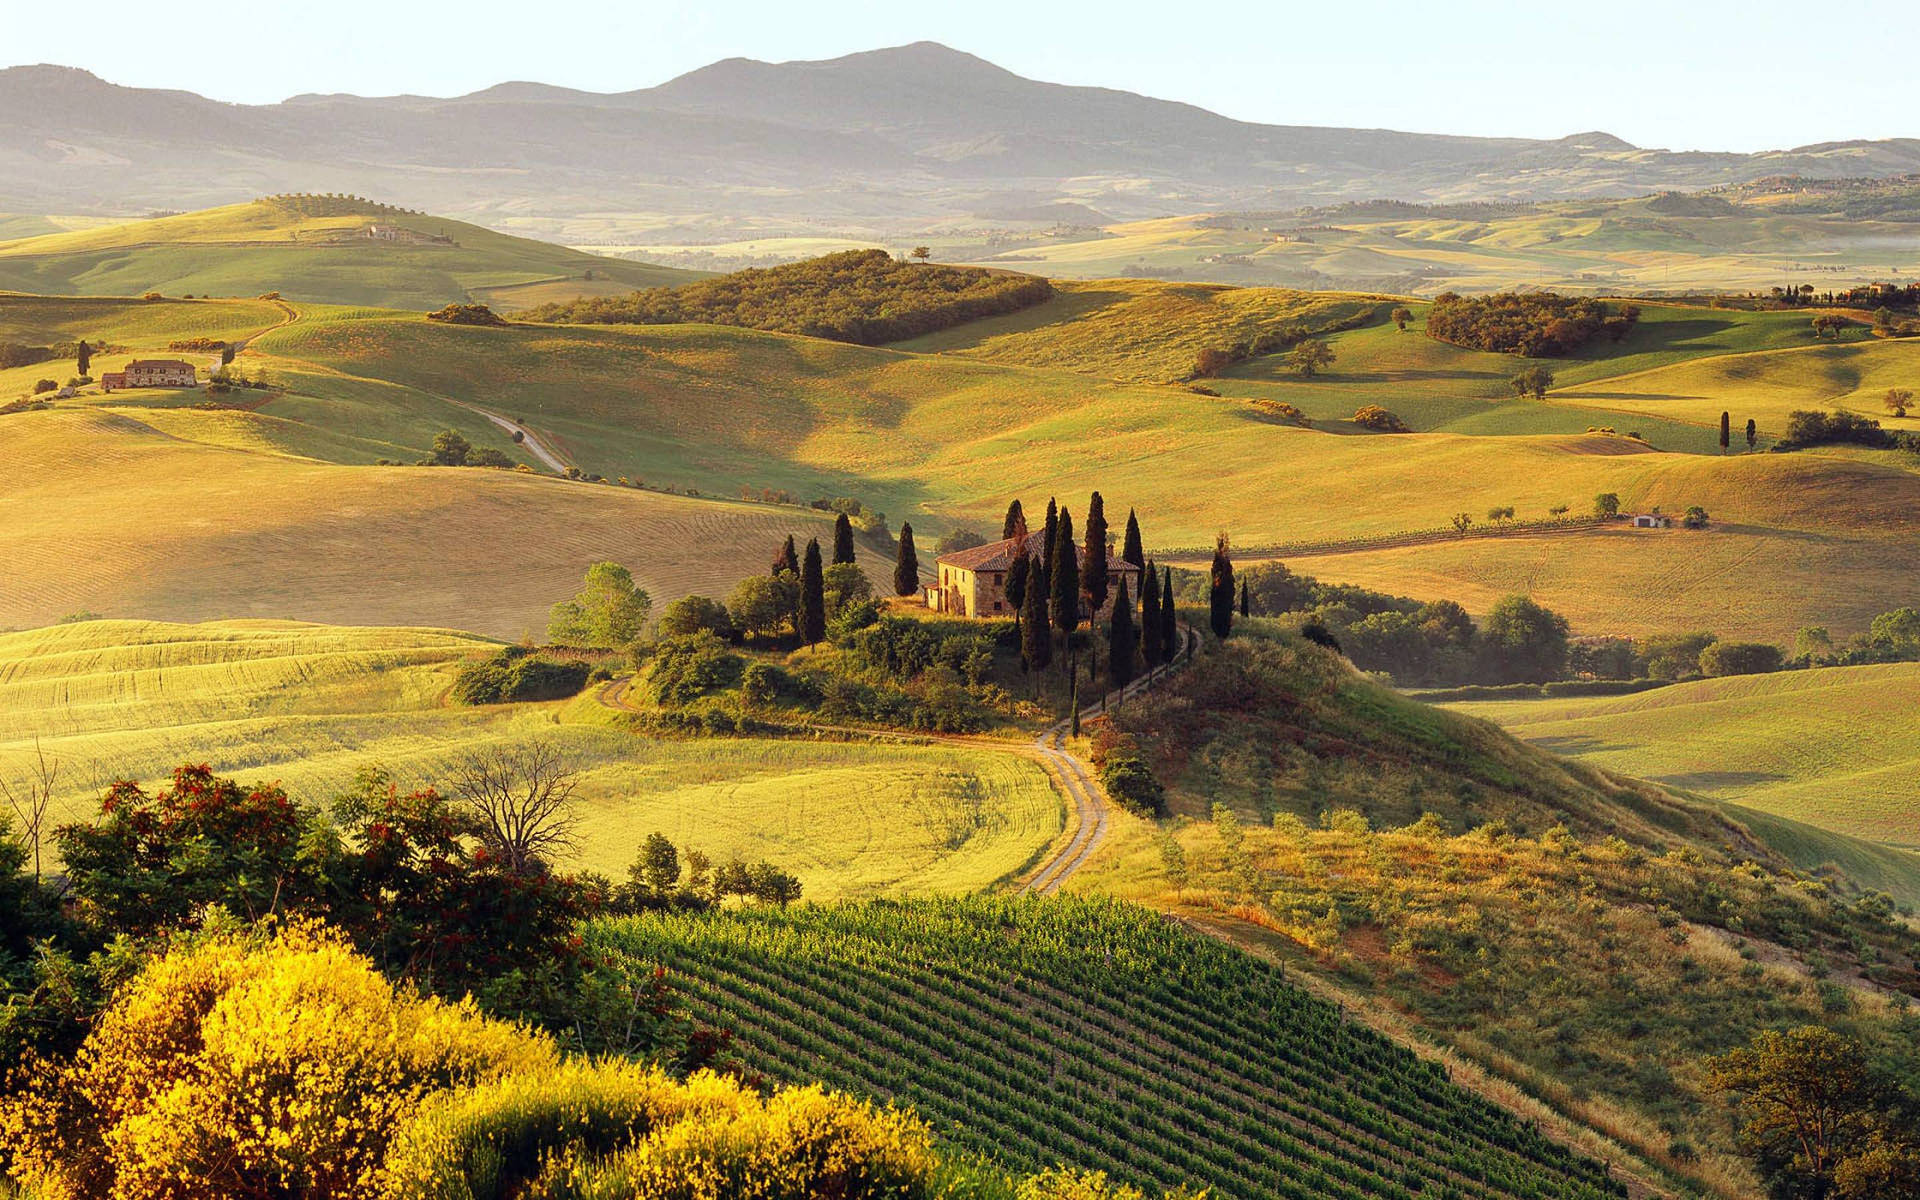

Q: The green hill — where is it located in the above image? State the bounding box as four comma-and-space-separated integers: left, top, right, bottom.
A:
592, 895, 1627, 1200
0, 196, 701, 309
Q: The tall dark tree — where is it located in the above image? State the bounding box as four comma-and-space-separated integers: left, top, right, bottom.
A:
1746, 418, 1758, 452
1239, 579, 1250, 618
75, 340, 91, 377
832, 513, 856, 565
1001, 499, 1027, 541
773, 535, 799, 577
1109, 586, 1137, 692
1139, 559, 1163, 668
1719, 410, 1731, 452
1160, 567, 1178, 662
1083, 492, 1110, 616
893, 523, 919, 597
1050, 507, 1080, 646
1037, 498, 1058, 600
1120, 509, 1144, 571
799, 539, 826, 644
1209, 535, 1235, 640
1004, 552, 1030, 618
1020, 557, 1051, 673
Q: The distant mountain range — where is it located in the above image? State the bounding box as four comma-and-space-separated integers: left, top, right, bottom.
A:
6, 42, 1920, 228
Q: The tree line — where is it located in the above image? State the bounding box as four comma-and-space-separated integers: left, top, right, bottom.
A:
1426, 292, 1639, 357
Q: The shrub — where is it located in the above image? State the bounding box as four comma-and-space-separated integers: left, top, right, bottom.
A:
425, 304, 508, 326
31, 379, 57, 395
1248, 398, 1308, 424
452, 648, 592, 705
656, 595, 734, 640
1351, 405, 1409, 432
1699, 642, 1784, 677
646, 631, 741, 706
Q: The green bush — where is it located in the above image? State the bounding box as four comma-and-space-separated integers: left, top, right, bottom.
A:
452, 649, 592, 705
646, 632, 741, 707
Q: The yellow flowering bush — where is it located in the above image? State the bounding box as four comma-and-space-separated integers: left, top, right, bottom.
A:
2, 922, 556, 1200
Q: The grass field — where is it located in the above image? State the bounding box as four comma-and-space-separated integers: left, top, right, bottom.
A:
1448, 663, 1920, 848
0, 619, 1061, 899
0, 200, 699, 309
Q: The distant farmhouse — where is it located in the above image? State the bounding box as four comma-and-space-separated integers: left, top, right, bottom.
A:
1630, 513, 1673, 529
100, 359, 196, 391
928, 535, 1140, 619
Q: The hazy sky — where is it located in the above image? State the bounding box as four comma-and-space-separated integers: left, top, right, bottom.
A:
5, 0, 1913, 152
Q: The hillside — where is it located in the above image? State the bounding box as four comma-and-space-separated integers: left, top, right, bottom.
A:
592, 895, 1627, 1200
1449, 663, 1920, 849
1069, 623, 1920, 1196
0, 618, 1061, 896
0, 196, 698, 308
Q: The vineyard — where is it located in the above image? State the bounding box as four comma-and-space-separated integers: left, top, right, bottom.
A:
591, 896, 1626, 1200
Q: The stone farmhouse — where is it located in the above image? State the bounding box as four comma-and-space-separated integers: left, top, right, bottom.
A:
927, 535, 1141, 620
100, 359, 196, 391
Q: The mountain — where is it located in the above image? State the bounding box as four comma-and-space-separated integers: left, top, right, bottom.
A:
6, 46, 1920, 230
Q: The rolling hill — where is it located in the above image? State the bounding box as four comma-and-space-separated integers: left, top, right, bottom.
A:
0, 195, 698, 308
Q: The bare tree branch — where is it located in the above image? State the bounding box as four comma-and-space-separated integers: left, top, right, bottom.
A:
0, 738, 59, 882
448, 739, 582, 876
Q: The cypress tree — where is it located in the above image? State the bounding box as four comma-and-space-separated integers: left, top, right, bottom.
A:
1719, 410, 1731, 452
1037, 498, 1057, 600
1240, 579, 1250, 618
1083, 491, 1110, 615
1020, 556, 1051, 672
1160, 566, 1177, 662
1001, 499, 1027, 540
832, 512, 856, 565
1121, 508, 1144, 571
1140, 558, 1162, 668
893, 523, 919, 597
1109, 585, 1137, 692
76, 340, 91, 377
1159, 564, 1175, 660
1745, 418, 1758, 451
800, 538, 826, 645
1209, 534, 1235, 640
1050, 507, 1079, 644
1004, 553, 1029, 620
773, 534, 799, 577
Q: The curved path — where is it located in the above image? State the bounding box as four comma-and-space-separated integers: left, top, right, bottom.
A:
595, 624, 1199, 893
440, 397, 572, 474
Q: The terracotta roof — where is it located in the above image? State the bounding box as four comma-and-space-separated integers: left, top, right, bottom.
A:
127, 359, 195, 371
936, 535, 1139, 574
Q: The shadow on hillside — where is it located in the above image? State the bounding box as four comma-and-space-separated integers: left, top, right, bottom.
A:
1649, 770, 1791, 791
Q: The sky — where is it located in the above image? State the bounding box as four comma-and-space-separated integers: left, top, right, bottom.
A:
3, 0, 1914, 152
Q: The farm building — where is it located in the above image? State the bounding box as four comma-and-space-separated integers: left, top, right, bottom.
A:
927, 535, 1140, 620
100, 360, 196, 391
1629, 513, 1673, 529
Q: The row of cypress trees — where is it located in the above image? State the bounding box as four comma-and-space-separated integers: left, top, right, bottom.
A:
770, 512, 865, 646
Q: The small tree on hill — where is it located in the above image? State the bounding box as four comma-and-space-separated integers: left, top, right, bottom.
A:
1390, 306, 1412, 331
1160, 566, 1178, 662
773, 534, 799, 577
450, 739, 582, 877
910, 246, 931, 263
1109, 586, 1137, 692
1886, 387, 1914, 418
429, 429, 473, 466
1510, 366, 1554, 400
75, 340, 90, 377
799, 538, 826, 645
1120, 508, 1144, 571
548, 561, 652, 648
1720, 410, 1731, 452
1289, 339, 1335, 378
1083, 492, 1110, 616
832, 512, 856, 564
1746, 417, 1758, 451
1594, 492, 1620, 518
1001, 499, 1027, 540
1209, 534, 1235, 640
893, 523, 919, 597
1140, 559, 1163, 669
1239, 579, 1249, 618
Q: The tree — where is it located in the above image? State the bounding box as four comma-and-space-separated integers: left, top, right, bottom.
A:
1208, 534, 1235, 640
1352, 405, 1410, 432
1594, 492, 1620, 518
893, 523, 919, 596
1486, 505, 1515, 523
547, 561, 652, 648
1120, 508, 1144, 570
1050, 508, 1080, 646
429, 429, 473, 466
1239, 579, 1249, 618
1480, 595, 1570, 683
1683, 505, 1710, 529
1083, 492, 1110, 616
910, 246, 931, 262
449, 740, 582, 877
1721, 410, 1732, 452
1450, 513, 1473, 535
726, 573, 798, 639
1140, 559, 1163, 668
1004, 553, 1030, 622
656, 595, 733, 640
934, 528, 987, 557
1886, 387, 1914, 418
75, 339, 90, 377
1747, 417, 1759, 451
1020, 556, 1051, 673
1699, 641, 1784, 676
1039, 498, 1058, 596
0, 739, 57, 882
1108, 586, 1137, 691
1795, 626, 1834, 660
1390, 306, 1412, 331
1160, 566, 1178, 663
1289, 339, 1335, 377
772, 534, 799, 577
1001, 499, 1027, 540
832, 512, 856, 564
1706, 1027, 1880, 1199
1510, 366, 1554, 400
799, 538, 826, 645
632, 832, 681, 897
822, 561, 870, 617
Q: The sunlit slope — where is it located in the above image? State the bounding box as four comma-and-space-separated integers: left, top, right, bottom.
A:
0, 199, 699, 308
0, 619, 1061, 897
0, 408, 873, 638
1450, 662, 1920, 848
0, 293, 293, 398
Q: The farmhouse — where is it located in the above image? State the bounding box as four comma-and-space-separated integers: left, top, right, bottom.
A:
100, 359, 196, 391
1629, 513, 1673, 529
927, 535, 1140, 620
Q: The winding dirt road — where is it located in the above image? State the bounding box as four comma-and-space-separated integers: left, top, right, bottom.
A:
440, 398, 572, 474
